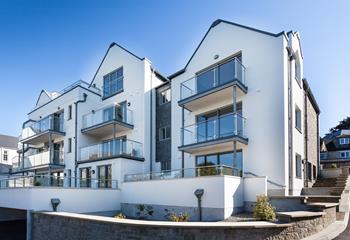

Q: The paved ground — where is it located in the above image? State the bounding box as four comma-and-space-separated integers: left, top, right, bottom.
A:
0, 220, 26, 240
334, 217, 350, 240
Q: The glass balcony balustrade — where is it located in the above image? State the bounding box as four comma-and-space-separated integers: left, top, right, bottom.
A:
21, 115, 64, 141
124, 165, 241, 182
180, 57, 246, 100
181, 113, 247, 146
82, 104, 133, 130
80, 138, 143, 162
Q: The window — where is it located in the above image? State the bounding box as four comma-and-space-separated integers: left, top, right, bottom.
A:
307, 162, 312, 181
295, 106, 302, 132
68, 138, 72, 153
340, 151, 350, 158
97, 165, 112, 188
320, 153, 327, 160
295, 154, 302, 178
159, 88, 171, 105
161, 161, 171, 171
313, 165, 317, 180
159, 126, 171, 141
103, 67, 123, 98
80, 167, 91, 188
3, 151, 7, 161
68, 105, 72, 120
195, 151, 243, 177
339, 138, 350, 145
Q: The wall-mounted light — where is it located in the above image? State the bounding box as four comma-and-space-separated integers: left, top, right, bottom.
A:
92, 170, 95, 174
214, 54, 219, 60
57, 107, 60, 110
128, 102, 131, 107
92, 110, 95, 114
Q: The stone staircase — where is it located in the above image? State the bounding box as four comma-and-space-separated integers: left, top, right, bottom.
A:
301, 169, 349, 203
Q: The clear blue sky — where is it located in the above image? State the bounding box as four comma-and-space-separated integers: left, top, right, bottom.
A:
0, 0, 349, 137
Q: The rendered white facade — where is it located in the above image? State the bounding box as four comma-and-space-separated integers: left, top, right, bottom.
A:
0, 20, 320, 220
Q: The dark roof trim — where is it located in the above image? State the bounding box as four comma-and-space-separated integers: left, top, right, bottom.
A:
303, 78, 320, 114
28, 85, 101, 115
35, 90, 51, 107
89, 42, 144, 87
154, 70, 168, 83
168, 19, 288, 79
155, 80, 170, 90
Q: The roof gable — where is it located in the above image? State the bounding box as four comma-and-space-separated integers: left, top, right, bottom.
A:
168, 19, 287, 79
35, 90, 53, 108
89, 42, 144, 87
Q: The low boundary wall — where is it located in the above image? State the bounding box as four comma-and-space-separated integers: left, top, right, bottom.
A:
31, 206, 337, 240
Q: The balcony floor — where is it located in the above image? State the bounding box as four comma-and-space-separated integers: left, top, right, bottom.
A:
178, 135, 248, 155
11, 163, 65, 174
20, 130, 65, 145
81, 120, 133, 137
178, 80, 247, 112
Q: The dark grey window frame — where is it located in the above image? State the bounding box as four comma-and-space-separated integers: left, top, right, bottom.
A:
68, 105, 72, 120
159, 88, 171, 105
295, 154, 302, 178
159, 126, 171, 141
68, 138, 72, 153
102, 67, 124, 100
295, 105, 302, 133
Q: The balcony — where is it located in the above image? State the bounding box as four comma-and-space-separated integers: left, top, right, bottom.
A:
81, 104, 133, 137
21, 115, 64, 145
124, 165, 241, 182
179, 58, 247, 112
12, 150, 64, 173
79, 138, 143, 163
179, 113, 248, 154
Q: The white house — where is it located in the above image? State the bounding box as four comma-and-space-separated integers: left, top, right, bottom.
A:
0, 20, 320, 221
0, 134, 18, 170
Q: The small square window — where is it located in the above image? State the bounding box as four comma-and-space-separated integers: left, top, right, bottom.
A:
3, 151, 8, 161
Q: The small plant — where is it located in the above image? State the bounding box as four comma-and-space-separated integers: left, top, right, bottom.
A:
136, 204, 154, 219
253, 195, 276, 221
34, 181, 41, 186
115, 213, 126, 219
164, 209, 190, 222
331, 163, 337, 169
168, 212, 190, 222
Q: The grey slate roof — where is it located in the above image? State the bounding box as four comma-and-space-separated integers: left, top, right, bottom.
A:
0, 134, 18, 149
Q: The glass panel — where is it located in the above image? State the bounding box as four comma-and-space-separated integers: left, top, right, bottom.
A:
196, 69, 215, 93
219, 152, 233, 167
103, 107, 114, 122
219, 59, 235, 84
206, 155, 218, 166
233, 152, 243, 176
219, 114, 234, 137
196, 156, 205, 167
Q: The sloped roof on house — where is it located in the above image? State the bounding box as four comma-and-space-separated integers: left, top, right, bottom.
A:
168, 19, 289, 79
0, 134, 18, 149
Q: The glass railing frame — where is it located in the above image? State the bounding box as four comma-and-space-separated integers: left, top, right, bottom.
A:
124, 165, 242, 182
82, 103, 133, 130
180, 57, 246, 100
0, 175, 118, 189
80, 138, 143, 162
180, 112, 247, 146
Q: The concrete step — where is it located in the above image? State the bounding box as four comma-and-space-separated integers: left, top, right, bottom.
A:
305, 195, 341, 203
276, 211, 326, 223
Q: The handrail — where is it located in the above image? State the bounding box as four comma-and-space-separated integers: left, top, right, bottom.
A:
182, 112, 246, 129
244, 171, 286, 188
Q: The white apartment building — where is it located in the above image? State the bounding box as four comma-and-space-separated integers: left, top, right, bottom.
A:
0, 134, 18, 167
0, 20, 320, 221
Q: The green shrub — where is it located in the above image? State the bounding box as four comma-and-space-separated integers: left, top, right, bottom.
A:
168, 212, 190, 222
253, 195, 276, 221
115, 213, 126, 219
